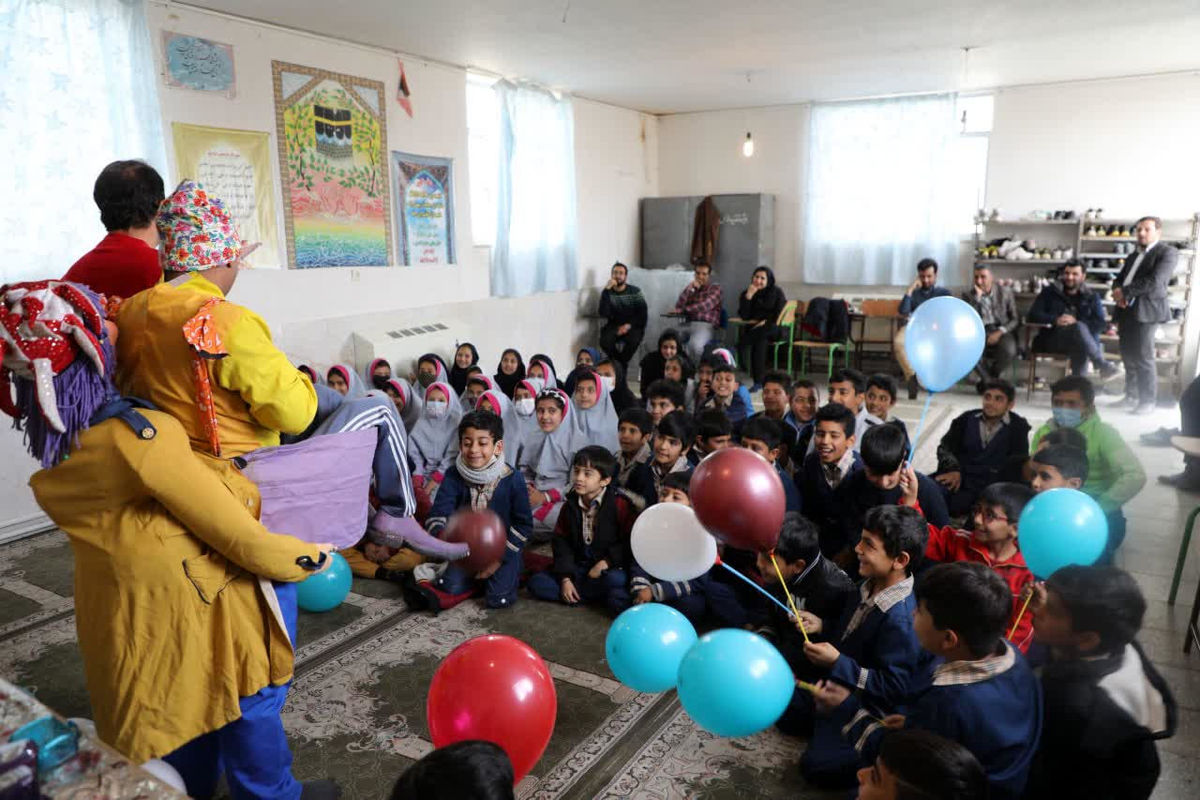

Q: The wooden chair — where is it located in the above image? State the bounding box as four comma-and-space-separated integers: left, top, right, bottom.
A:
794, 300, 852, 379
767, 300, 800, 373
854, 298, 903, 369
1023, 323, 1063, 401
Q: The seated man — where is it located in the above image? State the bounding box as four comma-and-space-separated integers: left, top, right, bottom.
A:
1027, 260, 1118, 380
673, 262, 723, 362
597, 261, 647, 369
895, 257, 951, 398
962, 264, 1019, 390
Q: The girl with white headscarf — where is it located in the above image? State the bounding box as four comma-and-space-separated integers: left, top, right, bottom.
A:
407, 381, 462, 492
326, 364, 367, 399
569, 367, 619, 451
520, 388, 584, 537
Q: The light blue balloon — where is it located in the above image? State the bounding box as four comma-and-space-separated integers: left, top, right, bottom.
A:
904, 296, 986, 392
296, 552, 353, 612
606, 604, 699, 692
676, 629, 794, 737
1018, 488, 1108, 578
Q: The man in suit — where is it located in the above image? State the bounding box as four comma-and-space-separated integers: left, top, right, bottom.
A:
962, 264, 1019, 392
1114, 216, 1178, 413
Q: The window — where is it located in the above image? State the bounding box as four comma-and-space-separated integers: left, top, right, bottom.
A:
951, 94, 993, 235
0, 0, 167, 284
466, 73, 500, 247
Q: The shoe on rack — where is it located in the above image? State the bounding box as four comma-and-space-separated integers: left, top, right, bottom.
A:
1141, 426, 1179, 446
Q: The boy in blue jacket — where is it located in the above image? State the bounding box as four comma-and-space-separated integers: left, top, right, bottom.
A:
820, 562, 1042, 800
739, 415, 801, 512
408, 411, 533, 611
784, 505, 927, 786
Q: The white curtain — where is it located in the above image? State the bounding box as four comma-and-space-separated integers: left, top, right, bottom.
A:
491, 81, 578, 298
802, 94, 961, 285
0, 0, 167, 285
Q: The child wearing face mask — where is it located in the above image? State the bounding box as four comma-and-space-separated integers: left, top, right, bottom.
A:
593, 358, 636, 413
413, 353, 449, 391
525, 356, 559, 393
492, 348, 526, 398
1030, 376, 1145, 563
408, 381, 463, 500
506, 379, 541, 467
366, 358, 392, 391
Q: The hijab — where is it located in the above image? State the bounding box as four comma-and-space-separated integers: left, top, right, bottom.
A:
739, 266, 786, 322
327, 364, 367, 399
460, 373, 496, 412
601, 359, 637, 414
384, 376, 422, 431
408, 380, 463, 478
570, 369, 620, 451
476, 388, 522, 468
576, 346, 602, 367
298, 364, 321, 385
493, 348, 527, 398
448, 343, 480, 395
526, 356, 559, 394
415, 353, 449, 390
639, 329, 681, 393
365, 357, 391, 391
507, 379, 543, 470
522, 388, 582, 492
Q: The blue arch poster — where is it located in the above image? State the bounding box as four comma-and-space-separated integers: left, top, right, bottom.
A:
390, 152, 456, 266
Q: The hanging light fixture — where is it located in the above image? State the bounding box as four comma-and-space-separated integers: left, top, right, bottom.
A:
742, 131, 754, 158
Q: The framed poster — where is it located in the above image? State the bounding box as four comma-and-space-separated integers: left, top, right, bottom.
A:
391, 152, 455, 265
162, 32, 236, 98
271, 61, 392, 268
171, 123, 280, 268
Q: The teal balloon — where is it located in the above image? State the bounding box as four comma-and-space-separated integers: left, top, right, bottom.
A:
904, 296, 986, 392
1018, 488, 1108, 578
676, 629, 793, 737
296, 552, 352, 612
606, 604, 698, 692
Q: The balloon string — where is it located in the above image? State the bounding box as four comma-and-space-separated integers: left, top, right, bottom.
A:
716, 560, 793, 617
906, 391, 935, 466
1009, 589, 1034, 640
768, 551, 809, 643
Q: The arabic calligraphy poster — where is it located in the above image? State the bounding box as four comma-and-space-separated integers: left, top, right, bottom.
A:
162, 32, 236, 98
171, 123, 280, 268
391, 152, 455, 266
272, 61, 392, 268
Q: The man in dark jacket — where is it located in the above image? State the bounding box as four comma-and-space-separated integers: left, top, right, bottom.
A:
1028, 260, 1118, 379
597, 262, 648, 369
1114, 216, 1179, 412
962, 265, 1019, 390
896, 258, 952, 398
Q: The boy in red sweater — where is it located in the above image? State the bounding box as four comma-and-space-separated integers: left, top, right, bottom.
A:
901, 467, 1036, 652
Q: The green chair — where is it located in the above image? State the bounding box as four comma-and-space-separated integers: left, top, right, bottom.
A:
768, 300, 800, 373
793, 300, 852, 379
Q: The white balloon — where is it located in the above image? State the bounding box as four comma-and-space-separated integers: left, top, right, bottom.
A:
141, 758, 187, 793
630, 503, 718, 582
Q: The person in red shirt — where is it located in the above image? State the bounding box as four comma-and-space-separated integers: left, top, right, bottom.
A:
63, 160, 165, 300
901, 469, 1036, 653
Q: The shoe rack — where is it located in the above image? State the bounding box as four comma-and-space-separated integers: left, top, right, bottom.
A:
973, 212, 1199, 394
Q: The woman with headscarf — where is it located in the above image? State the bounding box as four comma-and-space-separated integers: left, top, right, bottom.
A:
638, 329, 685, 398
448, 343, 479, 395
737, 265, 787, 390
575, 346, 602, 368
570, 367, 620, 451
326, 364, 367, 399
492, 347, 526, 398
407, 380, 463, 498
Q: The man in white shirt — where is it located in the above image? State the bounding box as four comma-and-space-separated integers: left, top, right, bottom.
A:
1113, 216, 1178, 413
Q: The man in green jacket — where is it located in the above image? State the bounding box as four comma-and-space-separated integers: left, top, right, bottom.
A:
1031, 376, 1146, 563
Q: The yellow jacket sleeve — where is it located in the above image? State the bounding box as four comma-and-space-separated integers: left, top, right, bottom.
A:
211, 304, 317, 435
132, 419, 323, 582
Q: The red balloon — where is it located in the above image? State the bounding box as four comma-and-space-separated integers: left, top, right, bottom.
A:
442, 510, 507, 573
689, 448, 785, 552
426, 634, 557, 783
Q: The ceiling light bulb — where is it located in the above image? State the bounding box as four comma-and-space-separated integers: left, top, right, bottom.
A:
742, 132, 754, 158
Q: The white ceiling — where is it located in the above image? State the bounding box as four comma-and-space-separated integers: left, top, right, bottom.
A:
184, 0, 1200, 113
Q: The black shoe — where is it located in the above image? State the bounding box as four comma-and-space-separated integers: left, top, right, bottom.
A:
907, 376, 919, 400
301, 780, 342, 800
1159, 471, 1200, 492
1097, 362, 1122, 383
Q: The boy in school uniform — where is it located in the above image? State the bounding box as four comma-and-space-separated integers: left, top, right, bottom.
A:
825, 368, 879, 453
751, 370, 801, 469
644, 379, 686, 427
795, 403, 862, 558
854, 730, 988, 800
614, 407, 655, 505
697, 363, 750, 434
864, 374, 910, 445
906, 475, 1036, 652
1026, 566, 1176, 800
835, 424, 949, 570
1031, 376, 1146, 562
755, 513, 857, 686
739, 416, 802, 512
631, 410, 694, 504
934, 378, 1031, 517
629, 472, 747, 626
824, 562, 1042, 800
786, 378, 820, 459
410, 411, 533, 611
1029, 444, 1088, 493
689, 409, 735, 466
788, 505, 928, 785
527, 446, 636, 615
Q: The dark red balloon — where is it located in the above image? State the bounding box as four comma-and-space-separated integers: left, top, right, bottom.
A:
689, 448, 785, 552
426, 634, 557, 783
442, 509, 507, 573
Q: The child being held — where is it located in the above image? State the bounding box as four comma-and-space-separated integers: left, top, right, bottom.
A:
825, 562, 1042, 800
739, 416, 801, 511
412, 411, 533, 611
408, 381, 463, 499
909, 477, 1036, 652
527, 446, 634, 615
628, 472, 746, 626
1026, 565, 1176, 800
689, 408, 734, 466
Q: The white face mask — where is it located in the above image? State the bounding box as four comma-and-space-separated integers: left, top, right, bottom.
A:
527, 377, 546, 392
600, 375, 616, 391
515, 397, 535, 416
426, 400, 448, 419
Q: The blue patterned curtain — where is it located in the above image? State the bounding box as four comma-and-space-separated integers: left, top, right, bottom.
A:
0, 0, 167, 284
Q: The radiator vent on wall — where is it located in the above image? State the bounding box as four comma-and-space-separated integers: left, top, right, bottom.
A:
352, 321, 465, 379
384, 323, 449, 339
